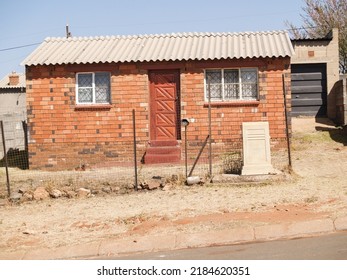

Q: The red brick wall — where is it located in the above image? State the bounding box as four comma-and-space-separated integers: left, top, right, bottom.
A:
26, 58, 291, 170
181, 59, 291, 152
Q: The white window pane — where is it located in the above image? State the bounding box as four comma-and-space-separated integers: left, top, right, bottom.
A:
209, 84, 223, 99
206, 70, 221, 84
77, 73, 93, 103
241, 69, 257, 83
241, 84, 257, 99
224, 83, 240, 99
78, 73, 92, 87
224, 69, 239, 83
241, 69, 257, 99
95, 73, 110, 103
206, 70, 222, 100
224, 70, 239, 99
78, 88, 93, 103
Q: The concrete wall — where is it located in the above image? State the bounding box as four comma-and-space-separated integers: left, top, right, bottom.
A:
333, 75, 347, 125
0, 92, 27, 158
291, 28, 340, 119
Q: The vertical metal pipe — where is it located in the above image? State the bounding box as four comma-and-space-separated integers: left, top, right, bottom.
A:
184, 126, 188, 179
208, 80, 212, 180
22, 121, 29, 169
0, 120, 10, 196
282, 74, 292, 169
132, 109, 138, 190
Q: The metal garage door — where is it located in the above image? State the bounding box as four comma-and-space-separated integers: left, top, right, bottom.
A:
291, 63, 327, 116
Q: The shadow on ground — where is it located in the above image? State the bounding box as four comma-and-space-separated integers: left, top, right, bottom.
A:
314, 117, 347, 146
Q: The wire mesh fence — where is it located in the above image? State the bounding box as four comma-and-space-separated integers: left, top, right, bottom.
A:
0, 110, 288, 200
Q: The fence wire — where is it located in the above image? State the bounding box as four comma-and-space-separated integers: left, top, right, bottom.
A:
0, 112, 288, 199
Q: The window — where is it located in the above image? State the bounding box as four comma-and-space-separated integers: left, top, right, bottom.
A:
76, 72, 111, 104
205, 68, 258, 101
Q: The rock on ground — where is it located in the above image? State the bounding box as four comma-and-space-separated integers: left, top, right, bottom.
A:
77, 188, 91, 198
49, 189, 62, 199
33, 187, 49, 200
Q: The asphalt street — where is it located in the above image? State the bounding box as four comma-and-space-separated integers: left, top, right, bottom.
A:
99, 232, 347, 260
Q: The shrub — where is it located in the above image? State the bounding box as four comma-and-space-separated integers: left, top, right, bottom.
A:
221, 151, 243, 175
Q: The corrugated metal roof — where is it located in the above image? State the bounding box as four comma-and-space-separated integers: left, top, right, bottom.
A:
0, 72, 26, 88
22, 31, 294, 66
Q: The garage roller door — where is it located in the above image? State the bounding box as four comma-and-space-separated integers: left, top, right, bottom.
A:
291, 63, 327, 116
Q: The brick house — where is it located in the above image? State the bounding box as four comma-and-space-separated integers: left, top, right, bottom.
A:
22, 31, 294, 170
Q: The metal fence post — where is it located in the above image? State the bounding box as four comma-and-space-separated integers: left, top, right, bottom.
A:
0, 120, 11, 196
132, 109, 138, 190
208, 80, 212, 181
22, 120, 29, 169
181, 119, 190, 179
282, 74, 292, 169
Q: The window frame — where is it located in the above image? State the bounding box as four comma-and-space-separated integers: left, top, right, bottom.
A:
204, 68, 259, 102
76, 72, 111, 105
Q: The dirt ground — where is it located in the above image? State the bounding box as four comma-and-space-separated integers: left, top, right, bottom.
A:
0, 117, 347, 254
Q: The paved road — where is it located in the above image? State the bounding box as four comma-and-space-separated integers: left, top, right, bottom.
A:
98, 232, 347, 260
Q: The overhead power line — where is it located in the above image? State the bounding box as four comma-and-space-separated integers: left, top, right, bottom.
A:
0, 42, 41, 52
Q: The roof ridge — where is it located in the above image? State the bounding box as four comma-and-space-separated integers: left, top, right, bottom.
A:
44, 30, 288, 42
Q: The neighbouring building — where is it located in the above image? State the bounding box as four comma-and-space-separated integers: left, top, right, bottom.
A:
0, 72, 26, 160
22, 31, 294, 170
0, 72, 26, 116
290, 28, 340, 118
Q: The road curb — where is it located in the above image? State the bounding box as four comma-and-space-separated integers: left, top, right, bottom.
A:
0, 251, 25, 260
334, 216, 347, 231
98, 234, 177, 257
174, 226, 255, 249
254, 218, 335, 241
22, 241, 101, 260
1, 216, 346, 260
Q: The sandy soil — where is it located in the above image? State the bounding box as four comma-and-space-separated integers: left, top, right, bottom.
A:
0, 117, 347, 254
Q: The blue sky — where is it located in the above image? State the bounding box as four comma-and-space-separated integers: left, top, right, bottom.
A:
0, 0, 304, 79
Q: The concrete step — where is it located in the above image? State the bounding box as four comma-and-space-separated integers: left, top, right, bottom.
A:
146, 146, 181, 155
149, 140, 179, 147
144, 144, 181, 164
144, 153, 181, 164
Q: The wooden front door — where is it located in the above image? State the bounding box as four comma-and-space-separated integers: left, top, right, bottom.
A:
149, 70, 180, 143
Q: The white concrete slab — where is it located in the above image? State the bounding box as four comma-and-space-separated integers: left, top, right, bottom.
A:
241, 121, 275, 175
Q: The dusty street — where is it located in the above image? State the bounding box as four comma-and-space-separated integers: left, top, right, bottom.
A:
0, 117, 347, 255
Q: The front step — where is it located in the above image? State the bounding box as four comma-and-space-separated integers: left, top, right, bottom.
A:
146, 146, 181, 155
149, 140, 179, 147
144, 145, 181, 164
